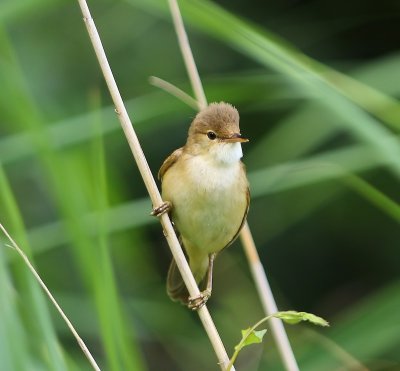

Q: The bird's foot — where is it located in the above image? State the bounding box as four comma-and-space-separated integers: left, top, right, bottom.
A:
188, 289, 211, 311
151, 201, 171, 217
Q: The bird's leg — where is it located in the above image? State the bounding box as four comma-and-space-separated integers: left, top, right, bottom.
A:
188, 253, 216, 311
151, 201, 172, 217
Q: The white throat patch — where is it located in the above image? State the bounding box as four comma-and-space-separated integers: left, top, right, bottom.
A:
211, 142, 243, 165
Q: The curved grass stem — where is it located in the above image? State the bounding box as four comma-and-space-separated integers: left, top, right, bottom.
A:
0, 223, 101, 371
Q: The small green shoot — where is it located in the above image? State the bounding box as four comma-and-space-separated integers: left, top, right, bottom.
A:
274, 311, 329, 326
235, 328, 268, 351
226, 311, 329, 371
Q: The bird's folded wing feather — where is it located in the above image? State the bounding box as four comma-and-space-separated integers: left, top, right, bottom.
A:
224, 184, 250, 250
158, 147, 184, 181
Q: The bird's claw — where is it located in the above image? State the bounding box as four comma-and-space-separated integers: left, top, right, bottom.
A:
151, 201, 171, 217
188, 289, 211, 311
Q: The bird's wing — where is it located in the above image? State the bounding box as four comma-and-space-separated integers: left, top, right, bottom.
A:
226, 188, 250, 247
223, 163, 250, 250
158, 147, 184, 181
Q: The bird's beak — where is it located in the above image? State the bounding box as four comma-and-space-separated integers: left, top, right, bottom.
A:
222, 133, 249, 143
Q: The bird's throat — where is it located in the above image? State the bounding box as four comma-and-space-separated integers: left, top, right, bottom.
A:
209, 142, 243, 165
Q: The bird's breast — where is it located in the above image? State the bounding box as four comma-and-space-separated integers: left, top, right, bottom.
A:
185, 154, 242, 191
162, 155, 248, 256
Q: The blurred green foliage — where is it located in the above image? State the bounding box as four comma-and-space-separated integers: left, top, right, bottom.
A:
0, 0, 399, 370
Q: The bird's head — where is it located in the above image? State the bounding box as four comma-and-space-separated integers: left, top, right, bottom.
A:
187, 102, 248, 164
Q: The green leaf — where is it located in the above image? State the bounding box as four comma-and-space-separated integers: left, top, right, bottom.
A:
274, 311, 329, 327
235, 328, 267, 352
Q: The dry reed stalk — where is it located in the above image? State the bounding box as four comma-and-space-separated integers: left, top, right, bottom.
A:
0, 223, 101, 371
167, 0, 299, 369
76, 0, 232, 369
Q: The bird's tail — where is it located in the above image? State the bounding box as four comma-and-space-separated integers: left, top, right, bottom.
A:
167, 251, 210, 305
167, 259, 190, 305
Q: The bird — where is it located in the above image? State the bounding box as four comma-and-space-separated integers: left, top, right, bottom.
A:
152, 102, 250, 310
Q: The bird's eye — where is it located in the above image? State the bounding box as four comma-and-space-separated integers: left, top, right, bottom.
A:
207, 131, 217, 140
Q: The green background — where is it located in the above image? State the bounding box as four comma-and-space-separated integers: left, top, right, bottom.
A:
0, 0, 399, 370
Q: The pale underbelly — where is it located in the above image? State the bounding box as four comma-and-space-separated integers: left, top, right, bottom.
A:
161, 156, 248, 261
168, 182, 247, 257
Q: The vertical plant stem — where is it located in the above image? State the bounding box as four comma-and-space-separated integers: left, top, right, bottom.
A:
167, 0, 299, 370
240, 224, 300, 371
168, 0, 207, 110
0, 223, 101, 371
76, 0, 232, 369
